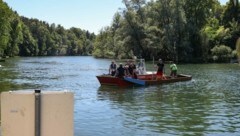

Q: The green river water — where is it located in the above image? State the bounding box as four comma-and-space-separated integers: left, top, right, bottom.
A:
0, 56, 239, 136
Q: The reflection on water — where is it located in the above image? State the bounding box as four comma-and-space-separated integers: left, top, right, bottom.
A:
1, 56, 240, 136
96, 82, 240, 136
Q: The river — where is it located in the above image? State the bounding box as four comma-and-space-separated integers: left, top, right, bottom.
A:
0, 56, 240, 136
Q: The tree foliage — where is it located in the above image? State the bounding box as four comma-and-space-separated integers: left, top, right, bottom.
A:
211, 45, 232, 62
92, 0, 240, 63
1, 0, 240, 63
0, 0, 95, 57
222, 0, 240, 26
0, 0, 12, 56
236, 37, 240, 62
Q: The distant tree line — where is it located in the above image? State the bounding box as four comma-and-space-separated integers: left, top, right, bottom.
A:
0, 0, 95, 57
1, 0, 240, 63
93, 0, 240, 63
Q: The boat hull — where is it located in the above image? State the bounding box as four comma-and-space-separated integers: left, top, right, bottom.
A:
125, 74, 192, 86
137, 74, 156, 80
97, 74, 192, 87
145, 74, 192, 85
96, 75, 133, 87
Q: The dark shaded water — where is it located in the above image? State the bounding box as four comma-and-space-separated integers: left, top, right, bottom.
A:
0, 56, 240, 136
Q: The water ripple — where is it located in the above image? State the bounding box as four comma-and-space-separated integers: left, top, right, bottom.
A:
1, 57, 240, 136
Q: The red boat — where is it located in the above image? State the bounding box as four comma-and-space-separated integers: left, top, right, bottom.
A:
96, 58, 147, 87
96, 75, 134, 87
96, 74, 192, 87
96, 59, 192, 87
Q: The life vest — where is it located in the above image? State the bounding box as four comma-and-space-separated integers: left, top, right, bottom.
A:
170, 64, 177, 71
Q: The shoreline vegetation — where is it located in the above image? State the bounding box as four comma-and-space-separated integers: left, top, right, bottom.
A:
0, 0, 240, 63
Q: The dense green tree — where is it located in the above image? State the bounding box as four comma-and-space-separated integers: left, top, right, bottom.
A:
236, 38, 240, 62
1, 1, 96, 57
21, 17, 95, 56
6, 16, 23, 56
183, 0, 217, 62
0, 0, 11, 56
222, 0, 239, 26
211, 45, 232, 62
93, 28, 109, 58
121, 0, 148, 58
201, 18, 222, 61
19, 24, 38, 56
92, 0, 239, 63
153, 0, 188, 62
1, 0, 240, 63
223, 20, 240, 49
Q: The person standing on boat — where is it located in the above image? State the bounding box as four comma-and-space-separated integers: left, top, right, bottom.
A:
109, 61, 117, 76
116, 63, 125, 78
156, 58, 165, 80
170, 61, 177, 77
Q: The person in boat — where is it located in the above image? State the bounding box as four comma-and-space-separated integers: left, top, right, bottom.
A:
109, 61, 117, 76
128, 60, 137, 78
137, 59, 145, 74
124, 60, 131, 76
170, 61, 177, 77
116, 63, 125, 78
156, 58, 165, 80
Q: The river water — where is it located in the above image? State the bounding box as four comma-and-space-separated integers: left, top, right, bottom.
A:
0, 56, 240, 136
